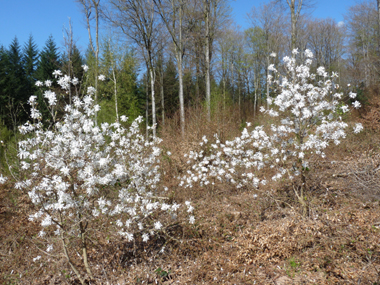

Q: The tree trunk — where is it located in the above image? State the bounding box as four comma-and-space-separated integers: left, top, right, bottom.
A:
146, 74, 149, 138
160, 60, 165, 127
378, 0, 380, 53
113, 68, 119, 122
150, 68, 156, 138
204, 0, 211, 121
177, 54, 185, 136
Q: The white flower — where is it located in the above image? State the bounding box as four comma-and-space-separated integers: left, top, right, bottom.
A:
353, 123, 363, 134
352, 101, 361, 109
154, 221, 162, 230
46, 244, 53, 252
82, 64, 89, 72
44, 80, 52, 87
349, 92, 357, 99
120, 115, 127, 122
270, 52, 277, 57
72, 77, 79, 85
98, 74, 106, 81
340, 105, 349, 113
268, 64, 276, 71
28, 95, 37, 104
33, 256, 41, 262
43, 90, 57, 106
87, 86, 96, 95
60, 166, 70, 176
304, 49, 313, 58
189, 216, 195, 224
35, 81, 43, 87
142, 233, 149, 242
0, 174, 7, 184
52, 70, 62, 78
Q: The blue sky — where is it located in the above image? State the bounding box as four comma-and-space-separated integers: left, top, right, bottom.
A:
0, 0, 359, 54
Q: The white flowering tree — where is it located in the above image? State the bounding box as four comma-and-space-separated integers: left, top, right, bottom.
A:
5, 69, 193, 284
180, 49, 363, 215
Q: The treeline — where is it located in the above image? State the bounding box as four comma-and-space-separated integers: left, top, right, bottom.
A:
1, 0, 379, 134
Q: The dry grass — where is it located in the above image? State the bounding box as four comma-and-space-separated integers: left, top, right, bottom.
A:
1, 104, 380, 284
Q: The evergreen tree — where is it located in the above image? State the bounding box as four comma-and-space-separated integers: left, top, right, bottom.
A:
71, 44, 84, 80
23, 35, 39, 110
23, 34, 39, 84
118, 49, 142, 122
96, 38, 142, 123
36, 35, 60, 81
61, 44, 84, 80
0, 45, 8, 124
163, 58, 179, 118
2, 37, 29, 130
35, 35, 60, 122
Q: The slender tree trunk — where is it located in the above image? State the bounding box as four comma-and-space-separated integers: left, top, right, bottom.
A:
378, 0, 380, 53
178, 1, 185, 137
150, 68, 156, 138
177, 54, 185, 136
160, 59, 165, 127
112, 68, 119, 122
79, 222, 93, 280
146, 74, 149, 138
195, 49, 200, 105
290, 0, 297, 51
266, 56, 270, 108
204, 0, 211, 121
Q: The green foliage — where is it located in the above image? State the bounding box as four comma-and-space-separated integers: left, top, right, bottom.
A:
0, 37, 30, 130
96, 36, 143, 123
23, 35, 39, 85
35, 35, 60, 82
35, 35, 61, 123
162, 58, 179, 117
61, 44, 84, 80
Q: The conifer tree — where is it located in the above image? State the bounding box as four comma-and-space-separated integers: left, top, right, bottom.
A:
2, 37, 29, 130
23, 35, 39, 84
35, 35, 61, 121
23, 35, 39, 109
36, 35, 61, 82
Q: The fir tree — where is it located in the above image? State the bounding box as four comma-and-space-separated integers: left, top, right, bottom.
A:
163, 58, 179, 118
36, 35, 60, 81
23, 34, 39, 84
23, 35, 39, 109
35, 35, 60, 121
2, 37, 29, 130
0, 45, 8, 124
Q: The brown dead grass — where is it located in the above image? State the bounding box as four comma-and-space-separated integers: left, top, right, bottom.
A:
1, 104, 380, 284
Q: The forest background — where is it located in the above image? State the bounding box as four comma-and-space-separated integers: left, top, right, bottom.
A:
1, 0, 379, 142
1, 1, 380, 283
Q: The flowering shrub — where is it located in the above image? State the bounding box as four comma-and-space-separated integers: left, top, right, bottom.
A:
2, 69, 193, 284
180, 50, 363, 213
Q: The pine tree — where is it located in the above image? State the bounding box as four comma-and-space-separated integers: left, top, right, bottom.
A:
71, 45, 84, 80
163, 58, 179, 118
2, 37, 29, 130
35, 35, 60, 122
0, 45, 8, 124
23, 35, 39, 110
36, 35, 60, 81
23, 35, 39, 84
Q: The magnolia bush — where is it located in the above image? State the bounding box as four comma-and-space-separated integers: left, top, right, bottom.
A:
180, 49, 363, 213
1, 69, 193, 284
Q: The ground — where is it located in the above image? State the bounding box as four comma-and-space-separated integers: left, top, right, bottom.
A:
1, 112, 380, 284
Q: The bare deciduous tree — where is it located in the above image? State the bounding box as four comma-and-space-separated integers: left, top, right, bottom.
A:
106, 0, 160, 138
153, 0, 196, 136
77, 0, 100, 123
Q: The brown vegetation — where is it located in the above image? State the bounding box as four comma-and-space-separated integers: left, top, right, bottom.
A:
1, 104, 380, 284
